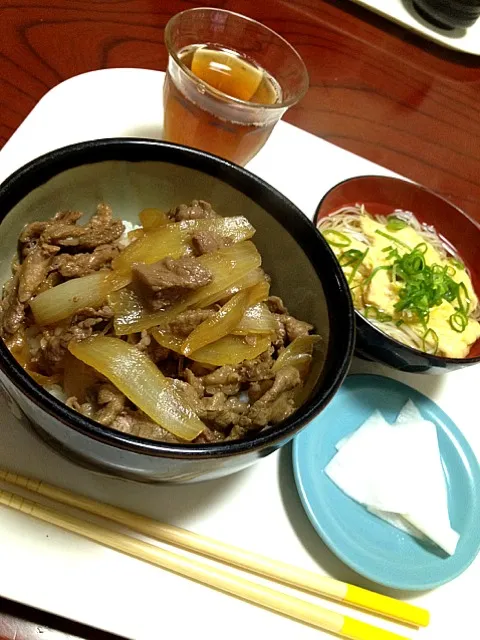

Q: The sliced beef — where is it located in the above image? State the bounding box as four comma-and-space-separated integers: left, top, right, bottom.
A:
3, 243, 61, 335
283, 316, 313, 341
272, 313, 287, 349
247, 365, 301, 426
68, 397, 184, 444
19, 221, 49, 246
50, 244, 118, 278
38, 325, 91, 372
266, 296, 289, 315
203, 394, 250, 430
184, 368, 205, 397
172, 379, 249, 433
18, 244, 59, 303
272, 314, 313, 347
168, 308, 215, 337
20, 211, 83, 255
68, 384, 126, 430
74, 305, 114, 321
36, 314, 107, 372
227, 425, 251, 441
238, 348, 275, 382
41, 204, 124, 250
95, 384, 126, 426
107, 403, 184, 443
169, 378, 206, 417
169, 199, 220, 222
132, 256, 213, 311
66, 396, 96, 420
192, 231, 231, 256
202, 365, 240, 390
0, 273, 25, 336
200, 348, 274, 397
248, 379, 274, 403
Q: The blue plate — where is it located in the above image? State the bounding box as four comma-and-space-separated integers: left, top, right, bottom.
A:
292, 374, 480, 591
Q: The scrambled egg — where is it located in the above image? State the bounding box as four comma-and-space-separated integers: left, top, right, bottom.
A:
360, 216, 444, 267
331, 236, 372, 308
332, 215, 480, 358
415, 301, 480, 359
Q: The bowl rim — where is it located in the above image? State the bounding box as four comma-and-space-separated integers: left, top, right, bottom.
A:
313, 174, 480, 367
0, 137, 355, 459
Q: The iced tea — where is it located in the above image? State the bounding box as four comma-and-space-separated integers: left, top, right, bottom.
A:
163, 9, 308, 166
164, 45, 281, 166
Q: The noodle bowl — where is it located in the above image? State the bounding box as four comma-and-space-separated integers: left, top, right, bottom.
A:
317, 204, 480, 359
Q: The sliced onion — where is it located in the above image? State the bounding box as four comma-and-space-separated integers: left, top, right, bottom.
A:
272, 335, 321, 373
127, 228, 145, 242
30, 271, 129, 326
193, 269, 267, 309
139, 208, 169, 230
110, 241, 262, 334
151, 328, 184, 354
112, 225, 187, 274
69, 336, 205, 441
189, 334, 271, 366
244, 280, 270, 305
181, 289, 251, 356
233, 303, 276, 335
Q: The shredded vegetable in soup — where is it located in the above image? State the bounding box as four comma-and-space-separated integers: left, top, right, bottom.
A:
0, 201, 322, 444
317, 204, 480, 358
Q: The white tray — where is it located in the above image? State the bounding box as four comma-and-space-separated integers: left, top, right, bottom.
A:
347, 0, 480, 55
0, 69, 478, 640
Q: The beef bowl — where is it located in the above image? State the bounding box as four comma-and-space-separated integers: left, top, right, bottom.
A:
0, 139, 354, 483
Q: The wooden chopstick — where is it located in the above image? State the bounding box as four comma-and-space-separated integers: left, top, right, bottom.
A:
0, 486, 410, 640
0, 468, 429, 628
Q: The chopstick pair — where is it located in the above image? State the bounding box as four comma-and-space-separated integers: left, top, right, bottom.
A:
0, 469, 429, 640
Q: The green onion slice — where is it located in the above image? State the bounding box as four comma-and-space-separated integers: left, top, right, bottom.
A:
414, 242, 428, 255
456, 282, 470, 315
449, 311, 467, 333
375, 229, 411, 250
363, 264, 392, 286
449, 257, 465, 271
422, 328, 439, 355
322, 229, 351, 247
348, 249, 369, 284
386, 216, 408, 231
364, 306, 393, 322
445, 265, 456, 278
339, 249, 364, 267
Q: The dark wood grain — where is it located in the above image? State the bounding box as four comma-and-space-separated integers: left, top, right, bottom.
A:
1, 0, 480, 220
0, 0, 479, 637
0, 597, 126, 640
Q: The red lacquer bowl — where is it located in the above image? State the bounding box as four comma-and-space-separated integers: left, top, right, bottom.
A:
314, 175, 480, 374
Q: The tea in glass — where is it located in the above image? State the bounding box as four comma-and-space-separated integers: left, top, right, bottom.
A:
163, 9, 309, 166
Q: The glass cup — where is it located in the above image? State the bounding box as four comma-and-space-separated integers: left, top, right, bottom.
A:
163, 8, 309, 166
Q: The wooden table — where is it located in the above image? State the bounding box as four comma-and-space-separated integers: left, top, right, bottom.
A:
0, 0, 479, 638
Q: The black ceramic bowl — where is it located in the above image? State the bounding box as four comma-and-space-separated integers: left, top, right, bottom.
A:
0, 139, 354, 483
314, 175, 480, 375
413, 0, 480, 29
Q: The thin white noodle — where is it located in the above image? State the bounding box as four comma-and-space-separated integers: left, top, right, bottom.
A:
317, 204, 480, 354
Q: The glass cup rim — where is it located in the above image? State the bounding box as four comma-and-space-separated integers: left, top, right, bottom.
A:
164, 7, 309, 111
